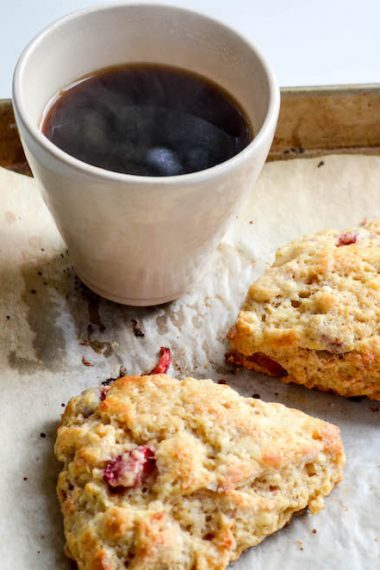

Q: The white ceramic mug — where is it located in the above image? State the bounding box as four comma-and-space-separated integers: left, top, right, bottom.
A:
13, 3, 280, 306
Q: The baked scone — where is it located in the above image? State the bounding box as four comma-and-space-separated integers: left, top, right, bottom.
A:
227, 220, 380, 400
55, 374, 344, 569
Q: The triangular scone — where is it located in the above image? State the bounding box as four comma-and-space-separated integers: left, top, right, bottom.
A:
55, 375, 344, 569
227, 220, 380, 400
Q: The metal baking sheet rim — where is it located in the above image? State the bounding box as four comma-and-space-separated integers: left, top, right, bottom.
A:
0, 83, 380, 175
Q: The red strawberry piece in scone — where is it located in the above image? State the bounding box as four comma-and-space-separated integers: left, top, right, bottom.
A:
103, 446, 156, 488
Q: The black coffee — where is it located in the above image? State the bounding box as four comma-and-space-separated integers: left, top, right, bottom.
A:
41, 63, 252, 177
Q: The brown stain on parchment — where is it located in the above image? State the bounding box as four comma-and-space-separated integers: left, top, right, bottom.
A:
8, 254, 70, 373
6, 249, 164, 375
4, 210, 17, 225
7, 251, 116, 373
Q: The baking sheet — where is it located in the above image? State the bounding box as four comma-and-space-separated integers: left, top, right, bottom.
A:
0, 156, 379, 569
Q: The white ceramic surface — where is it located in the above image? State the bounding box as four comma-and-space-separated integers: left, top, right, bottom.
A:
12, 3, 279, 306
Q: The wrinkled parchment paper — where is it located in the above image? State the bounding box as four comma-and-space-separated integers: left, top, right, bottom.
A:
0, 156, 379, 570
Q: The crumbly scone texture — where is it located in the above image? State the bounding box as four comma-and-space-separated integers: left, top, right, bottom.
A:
55, 374, 344, 570
227, 219, 380, 400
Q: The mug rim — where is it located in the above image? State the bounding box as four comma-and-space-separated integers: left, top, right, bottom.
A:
12, 2, 280, 185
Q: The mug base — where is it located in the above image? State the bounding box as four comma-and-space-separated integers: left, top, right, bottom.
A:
76, 270, 183, 307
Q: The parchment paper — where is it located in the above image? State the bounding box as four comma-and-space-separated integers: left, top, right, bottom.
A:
0, 156, 379, 570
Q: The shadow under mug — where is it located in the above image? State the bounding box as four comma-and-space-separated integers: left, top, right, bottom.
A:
13, 3, 280, 306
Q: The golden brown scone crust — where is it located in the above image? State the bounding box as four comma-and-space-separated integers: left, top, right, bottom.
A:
55, 374, 344, 570
227, 220, 380, 400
